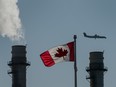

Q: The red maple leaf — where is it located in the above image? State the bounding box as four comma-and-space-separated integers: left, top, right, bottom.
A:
55, 48, 68, 58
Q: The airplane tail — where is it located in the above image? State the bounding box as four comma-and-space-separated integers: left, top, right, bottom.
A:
83, 32, 87, 36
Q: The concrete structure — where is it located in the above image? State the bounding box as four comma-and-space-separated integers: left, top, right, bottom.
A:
86, 51, 107, 87
8, 45, 30, 87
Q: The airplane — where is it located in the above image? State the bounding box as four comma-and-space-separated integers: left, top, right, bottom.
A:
83, 32, 107, 39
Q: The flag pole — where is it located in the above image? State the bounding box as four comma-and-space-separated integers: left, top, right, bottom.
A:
74, 35, 77, 87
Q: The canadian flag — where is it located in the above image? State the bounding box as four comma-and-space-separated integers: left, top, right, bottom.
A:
40, 42, 74, 67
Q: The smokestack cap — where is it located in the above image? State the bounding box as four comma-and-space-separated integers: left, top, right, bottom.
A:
89, 51, 104, 63
11, 45, 27, 57
90, 51, 103, 58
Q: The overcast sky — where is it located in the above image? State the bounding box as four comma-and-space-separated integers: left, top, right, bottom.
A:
0, 0, 116, 87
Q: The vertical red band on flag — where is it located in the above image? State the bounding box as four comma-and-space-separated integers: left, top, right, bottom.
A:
67, 42, 74, 61
40, 51, 55, 67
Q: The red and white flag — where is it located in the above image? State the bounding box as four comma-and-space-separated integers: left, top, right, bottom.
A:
40, 42, 74, 67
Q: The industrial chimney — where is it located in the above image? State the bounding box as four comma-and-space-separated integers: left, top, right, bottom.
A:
86, 51, 107, 87
8, 45, 30, 87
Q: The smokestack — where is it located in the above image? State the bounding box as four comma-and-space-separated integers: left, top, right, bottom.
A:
8, 45, 30, 87
86, 51, 108, 87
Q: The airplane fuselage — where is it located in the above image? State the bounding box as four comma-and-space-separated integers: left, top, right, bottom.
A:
83, 32, 106, 39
